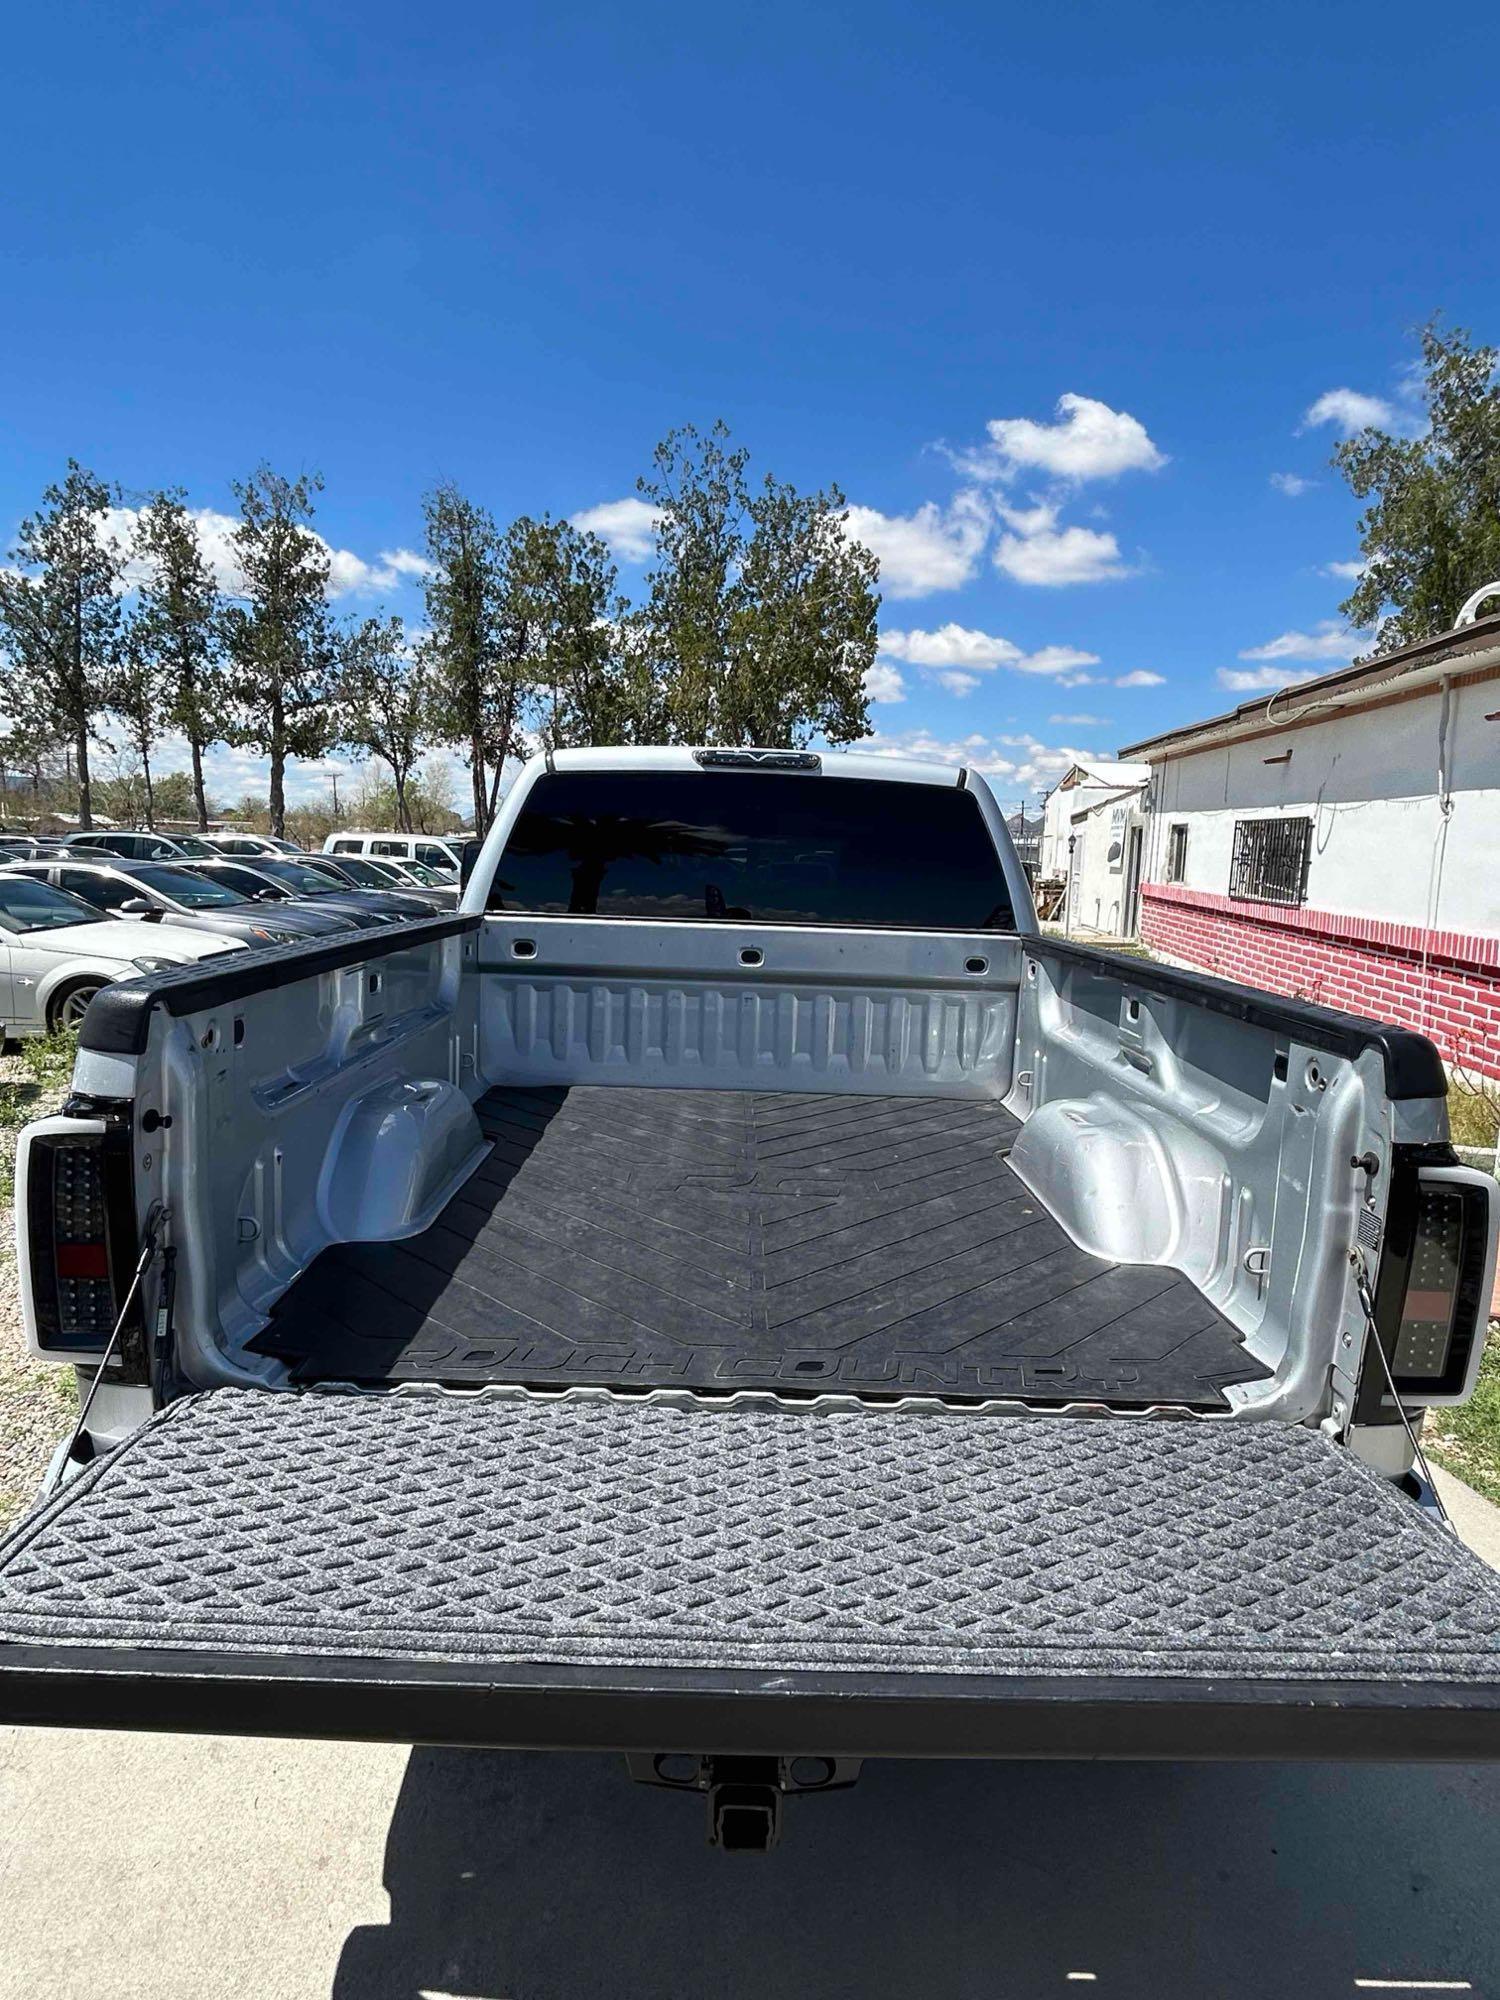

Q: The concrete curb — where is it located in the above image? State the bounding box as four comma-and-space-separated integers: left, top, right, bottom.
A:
1432, 1465, 1500, 1571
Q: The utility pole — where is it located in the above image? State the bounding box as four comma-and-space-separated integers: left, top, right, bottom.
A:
331, 772, 341, 817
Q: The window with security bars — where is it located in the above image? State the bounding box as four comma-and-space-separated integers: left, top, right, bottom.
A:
1229, 816, 1313, 906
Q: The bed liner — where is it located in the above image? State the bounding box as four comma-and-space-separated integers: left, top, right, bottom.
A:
251, 1086, 1271, 1408
0, 1389, 1497, 1758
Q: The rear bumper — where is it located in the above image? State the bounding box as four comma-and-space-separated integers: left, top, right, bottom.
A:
3, 1649, 1498, 1761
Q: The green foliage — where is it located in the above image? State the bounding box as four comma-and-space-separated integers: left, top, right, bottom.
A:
634, 421, 878, 747
343, 759, 461, 834
420, 484, 520, 834
1427, 1328, 1500, 1507
0, 461, 122, 828
0, 1031, 77, 1203
220, 467, 338, 836
127, 490, 224, 830
337, 615, 428, 830
509, 517, 654, 751
1334, 320, 1500, 652
1, 427, 886, 840
109, 622, 170, 827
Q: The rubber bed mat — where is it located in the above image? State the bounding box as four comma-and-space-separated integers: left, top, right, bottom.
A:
1, 1391, 1498, 1689
252, 1086, 1272, 1407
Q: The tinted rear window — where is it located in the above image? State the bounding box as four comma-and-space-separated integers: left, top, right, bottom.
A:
488, 771, 1014, 930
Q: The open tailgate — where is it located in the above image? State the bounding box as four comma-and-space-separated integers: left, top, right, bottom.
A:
1, 1390, 1497, 1759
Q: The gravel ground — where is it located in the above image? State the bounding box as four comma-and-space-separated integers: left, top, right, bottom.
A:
0, 1046, 75, 1531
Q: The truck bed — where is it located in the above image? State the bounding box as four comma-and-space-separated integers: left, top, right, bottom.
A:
1, 1390, 1497, 1758
251, 1085, 1271, 1408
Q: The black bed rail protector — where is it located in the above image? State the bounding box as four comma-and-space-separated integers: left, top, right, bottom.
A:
1020, 932, 1446, 1101
78, 914, 482, 1057
0, 1650, 1496, 1761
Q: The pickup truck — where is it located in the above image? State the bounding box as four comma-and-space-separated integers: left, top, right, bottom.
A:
3, 746, 1499, 1847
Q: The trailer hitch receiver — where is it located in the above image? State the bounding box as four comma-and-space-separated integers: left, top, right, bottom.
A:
625, 1753, 863, 1852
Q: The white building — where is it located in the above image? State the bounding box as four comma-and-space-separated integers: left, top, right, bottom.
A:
1062, 777, 1151, 938
1120, 608, 1500, 1079
1037, 760, 1150, 885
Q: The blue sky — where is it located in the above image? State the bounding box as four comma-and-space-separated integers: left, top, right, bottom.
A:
4, 0, 1498, 806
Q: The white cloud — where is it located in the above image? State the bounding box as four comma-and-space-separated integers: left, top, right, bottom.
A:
934, 669, 981, 696
1320, 559, 1366, 580
1270, 472, 1314, 497
853, 727, 1103, 792
1302, 387, 1396, 435
843, 491, 988, 598
1239, 620, 1362, 663
878, 624, 1020, 669
1113, 668, 1165, 687
1048, 711, 1110, 726
1013, 643, 1102, 675
98, 504, 428, 601
571, 497, 659, 563
957, 393, 1166, 484
321, 541, 432, 596
994, 510, 1129, 586
862, 662, 906, 703
877, 625, 1102, 678
1217, 665, 1324, 692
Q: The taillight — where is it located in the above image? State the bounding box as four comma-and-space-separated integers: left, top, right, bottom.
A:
1370, 1161, 1499, 1407
21, 1119, 140, 1356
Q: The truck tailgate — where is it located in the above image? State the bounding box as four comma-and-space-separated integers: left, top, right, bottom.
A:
1, 1390, 1497, 1758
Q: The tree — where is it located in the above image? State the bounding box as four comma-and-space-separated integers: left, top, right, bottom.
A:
1333, 319, 1500, 652
338, 614, 429, 830
506, 516, 655, 750
220, 467, 338, 837
108, 625, 169, 827
344, 758, 461, 834
128, 490, 224, 830
421, 484, 524, 835
0, 461, 122, 829
634, 421, 878, 747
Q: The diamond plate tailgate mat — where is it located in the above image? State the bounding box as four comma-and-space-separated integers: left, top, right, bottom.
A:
0, 1392, 1496, 1752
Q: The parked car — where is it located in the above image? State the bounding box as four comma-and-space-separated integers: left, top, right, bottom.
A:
0, 870, 242, 1037
0, 835, 68, 861
169, 860, 375, 933
2, 858, 324, 947
196, 832, 308, 859
61, 830, 220, 862
6, 744, 1498, 1834
222, 853, 433, 923
306, 852, 458, 910
323, 830, 464, 875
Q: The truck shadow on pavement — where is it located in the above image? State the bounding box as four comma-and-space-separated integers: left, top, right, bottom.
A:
332, 1747, 1500, 2000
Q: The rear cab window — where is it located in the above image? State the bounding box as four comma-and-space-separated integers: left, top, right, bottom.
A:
488, 770, 1015, 931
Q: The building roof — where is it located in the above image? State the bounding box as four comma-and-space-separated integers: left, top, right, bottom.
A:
1120, 610, 1500, 764
1070, 785, 1145, 824
1056, 759, 1150, 790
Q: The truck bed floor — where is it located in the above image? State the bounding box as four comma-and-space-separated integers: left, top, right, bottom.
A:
252, 1086, 1272, 1408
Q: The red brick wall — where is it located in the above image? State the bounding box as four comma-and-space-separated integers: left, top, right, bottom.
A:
1139, 883, 1500, 1080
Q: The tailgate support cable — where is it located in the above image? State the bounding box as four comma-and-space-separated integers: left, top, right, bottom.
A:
1353, 1264, 1451, 1529
58, 1202, 169, 1474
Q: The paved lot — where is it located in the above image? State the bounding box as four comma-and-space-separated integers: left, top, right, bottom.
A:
1, 1728, 1497, 1999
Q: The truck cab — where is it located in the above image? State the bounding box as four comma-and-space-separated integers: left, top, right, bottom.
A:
2, 747, 1497, 1821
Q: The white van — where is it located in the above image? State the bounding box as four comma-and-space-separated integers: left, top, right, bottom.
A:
322, 831, 464, 875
